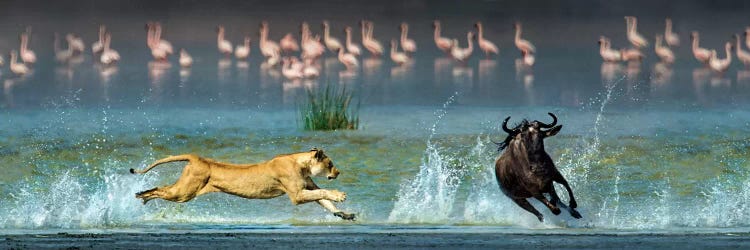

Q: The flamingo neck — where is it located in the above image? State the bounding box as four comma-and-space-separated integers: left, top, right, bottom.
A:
477, 24, 484, 39
155, 26, 162, 45
434, 23, 441, 41
245, 38, 250, 47
99, 26, 105, 43
261, 28, 267, 46
625, 18, 631, 34
346, 30, 352, 45
400, 26, 406, 42
367, 24, 373, 39
324, 24, 330, 40
665, 20, 672, 34
466, 35, 473, 51
515, 25, 521, 41
147, 26, 153, 48
725, 44, 733, 61
656, 36, 662, 48
361, 23, 367, 42
692, 35, 699, 51
20, 35, 27, 53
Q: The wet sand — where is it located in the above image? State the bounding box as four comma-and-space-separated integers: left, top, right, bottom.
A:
2, 232, 750, 249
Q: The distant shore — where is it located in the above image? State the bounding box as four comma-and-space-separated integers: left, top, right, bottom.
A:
3, 232, 750, 249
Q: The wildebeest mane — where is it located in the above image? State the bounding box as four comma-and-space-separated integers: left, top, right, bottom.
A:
494, 119, 528, 152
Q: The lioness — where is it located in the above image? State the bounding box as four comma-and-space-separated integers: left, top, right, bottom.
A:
130, 148, 356, 220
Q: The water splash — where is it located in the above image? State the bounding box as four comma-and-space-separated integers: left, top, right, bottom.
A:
388, 93, 464, 223
1, 162, 160, 229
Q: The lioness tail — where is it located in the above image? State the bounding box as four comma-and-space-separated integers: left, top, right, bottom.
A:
130, 154, 197, 174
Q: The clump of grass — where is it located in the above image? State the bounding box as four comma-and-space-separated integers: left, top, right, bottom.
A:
298, 84, 359, 131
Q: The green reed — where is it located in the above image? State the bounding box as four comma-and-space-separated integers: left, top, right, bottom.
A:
298, 84, 359, 131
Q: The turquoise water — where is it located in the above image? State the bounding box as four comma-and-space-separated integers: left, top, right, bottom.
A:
2, 1, 750, 234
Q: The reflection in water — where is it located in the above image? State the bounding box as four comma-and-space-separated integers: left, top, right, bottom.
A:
97, 64, 118, 84
338, 68, 358, 82
55, 65, 75, 90
451, 64, 473, 90
433, 57, 452, 88
601, 62, 623, 83
650, 62, 673, 86
68, 54, 85, 67
323, 57, 338, 77
390, 60, 414, 80
236, 61, 249, 69
179, 68, 191, 82
513, 56, 535, 105
363, 58, 382, 76
282, 79, 316, 105
3, 79, 15, 108
218, 58, 232, 82
523, 74, 536, 105
148, 61, 172, 102
693, 67, 711, 105
649, 62, 672, 97
478, 59, 497, 83
625, 61, 643, 99
738, 70, 750, 83
514, 57, 533, 78
96, 64, 118, 102
710, 75, 731, 87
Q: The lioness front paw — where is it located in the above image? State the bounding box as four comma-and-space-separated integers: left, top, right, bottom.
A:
330, 190, 347, 202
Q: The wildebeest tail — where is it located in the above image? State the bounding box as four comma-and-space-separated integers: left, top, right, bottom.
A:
130, 154, 195, 174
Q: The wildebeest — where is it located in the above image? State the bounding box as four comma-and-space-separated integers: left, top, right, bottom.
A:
494, 113, 582, 222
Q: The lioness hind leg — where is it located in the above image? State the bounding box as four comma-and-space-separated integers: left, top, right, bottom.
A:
135, 187, 161, 204
135, 185, 198, 204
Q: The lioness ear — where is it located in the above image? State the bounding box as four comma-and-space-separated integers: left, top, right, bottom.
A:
313, 149, 325, 160
545, 125, 562, 137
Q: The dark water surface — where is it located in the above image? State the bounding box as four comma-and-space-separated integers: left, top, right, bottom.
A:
1, 0, 750, 235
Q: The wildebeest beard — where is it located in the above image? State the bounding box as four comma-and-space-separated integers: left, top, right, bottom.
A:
494, 119, 529, 152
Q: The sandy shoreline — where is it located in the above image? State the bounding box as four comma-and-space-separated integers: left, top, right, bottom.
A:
2, 232, 750, 249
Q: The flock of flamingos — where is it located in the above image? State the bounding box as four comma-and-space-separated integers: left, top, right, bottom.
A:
600, 16, 750, 76
0, 20, 533, 80
3, 17, 749, 81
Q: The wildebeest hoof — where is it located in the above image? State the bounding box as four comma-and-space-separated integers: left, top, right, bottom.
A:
536, 214, 544, 222
551, 207, 561, 215
334, 212, 356, 221
569, 208, 582, 219
570, 200, 578, 209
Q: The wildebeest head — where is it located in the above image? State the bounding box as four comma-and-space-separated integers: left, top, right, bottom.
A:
495, 113, 562, 152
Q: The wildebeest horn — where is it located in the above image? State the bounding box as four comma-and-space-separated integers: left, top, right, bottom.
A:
538, 113, 557, 128
502, 116, 514, 134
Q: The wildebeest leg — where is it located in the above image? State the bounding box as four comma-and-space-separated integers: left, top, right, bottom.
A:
512, 198, 544, 222
304, 177, 355, 221
554, 174, 578, 209
533, 194, 560, 215
549, 185, 582, 219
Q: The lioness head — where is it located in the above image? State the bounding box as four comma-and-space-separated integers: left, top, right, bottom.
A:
308, 148, 340, 179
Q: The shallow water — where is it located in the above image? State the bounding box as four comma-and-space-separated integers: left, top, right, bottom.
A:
1, 0, 750, 234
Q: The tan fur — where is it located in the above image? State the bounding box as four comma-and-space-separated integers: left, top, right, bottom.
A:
131, 149, 355, 220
